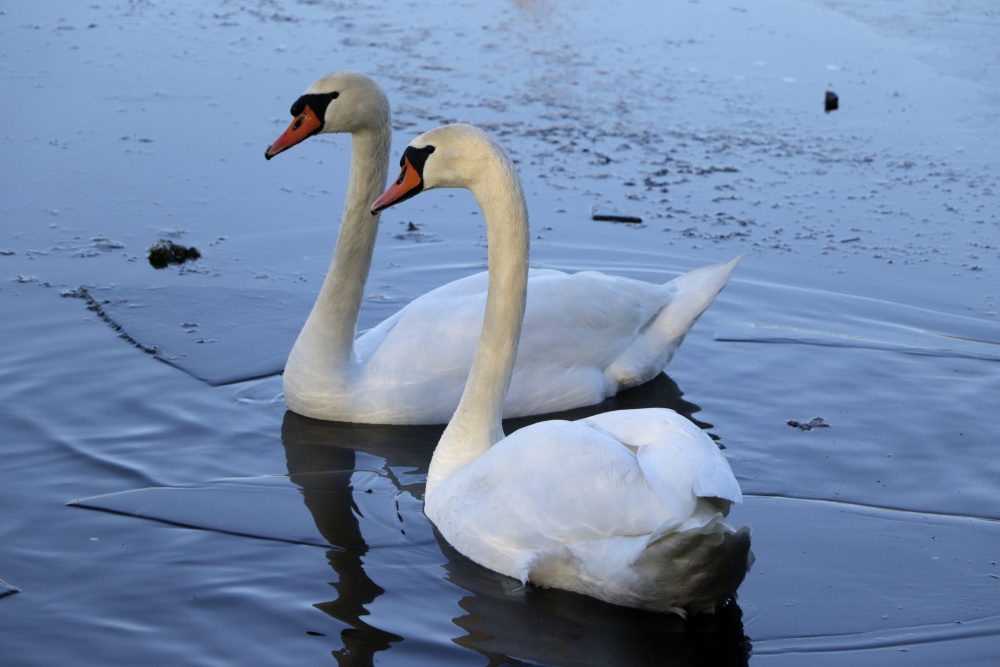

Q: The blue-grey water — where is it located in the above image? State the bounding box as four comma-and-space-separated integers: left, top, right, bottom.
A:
2, 1, 999, 665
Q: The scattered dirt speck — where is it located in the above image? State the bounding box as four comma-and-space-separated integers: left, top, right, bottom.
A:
148, 239, 201, 269
825, 90, 839, 113
788, 417, 831, 430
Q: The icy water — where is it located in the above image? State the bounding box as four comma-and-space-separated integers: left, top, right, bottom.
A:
2, 0, 999, 665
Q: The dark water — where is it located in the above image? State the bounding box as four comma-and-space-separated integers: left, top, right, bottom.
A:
3, 0, 999, 665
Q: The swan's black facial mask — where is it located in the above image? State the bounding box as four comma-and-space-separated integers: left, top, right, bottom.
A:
289, 91, 339, 121
264, 91, 340, 160
370, 145, 436, 214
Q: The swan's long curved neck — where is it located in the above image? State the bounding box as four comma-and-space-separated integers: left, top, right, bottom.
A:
290, 124, 391, 376
427, 154, 530, 494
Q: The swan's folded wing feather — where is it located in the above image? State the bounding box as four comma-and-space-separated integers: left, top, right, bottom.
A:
432, 421, 669, 555
581, 408, 743, 513
377, 268, 672, 371
357, 269, 678, 417
428, 413, 744, 587
515, 271, 673, 368
361, 290, 482, 378
360, 268, 655, 374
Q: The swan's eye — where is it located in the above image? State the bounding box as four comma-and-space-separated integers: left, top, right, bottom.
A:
328, 91, 339, 100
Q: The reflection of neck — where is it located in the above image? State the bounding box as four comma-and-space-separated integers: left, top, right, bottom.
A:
427, 154, 529, 494
290, 125, 391, 376
281, 413, 402, 661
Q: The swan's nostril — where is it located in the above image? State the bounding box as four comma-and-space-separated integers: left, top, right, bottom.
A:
292, 114, 305, 131
396, 167, 407, 185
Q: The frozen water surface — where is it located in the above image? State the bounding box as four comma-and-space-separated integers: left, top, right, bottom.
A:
2, 0, 999, 665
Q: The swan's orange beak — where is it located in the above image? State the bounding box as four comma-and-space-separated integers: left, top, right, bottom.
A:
371, 157, 425, 214
265, 106, 323, 160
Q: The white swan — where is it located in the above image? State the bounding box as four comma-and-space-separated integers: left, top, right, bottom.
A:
267, 72, 739, 425
371, 124, 752, 615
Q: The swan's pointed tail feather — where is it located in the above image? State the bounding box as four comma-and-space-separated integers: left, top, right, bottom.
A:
608, 255, 742, 389
656, 255, 742, 344
669, 255, 744, 293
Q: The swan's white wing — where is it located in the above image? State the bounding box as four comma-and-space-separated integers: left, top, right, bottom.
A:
427, 409, 743, 581
362, 269, 668, 369
356, 269, 676, 418
427, 418, 671, 577
581, 408, 743, 519
506, 271, 678, 415
345, 259, 737, 423
520, 271, 671, 364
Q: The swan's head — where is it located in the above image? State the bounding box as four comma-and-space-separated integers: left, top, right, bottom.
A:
264, 71, 389, 160
371, 124, 506, 213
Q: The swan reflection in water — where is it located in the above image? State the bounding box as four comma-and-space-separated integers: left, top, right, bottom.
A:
280, 374, 751, 666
